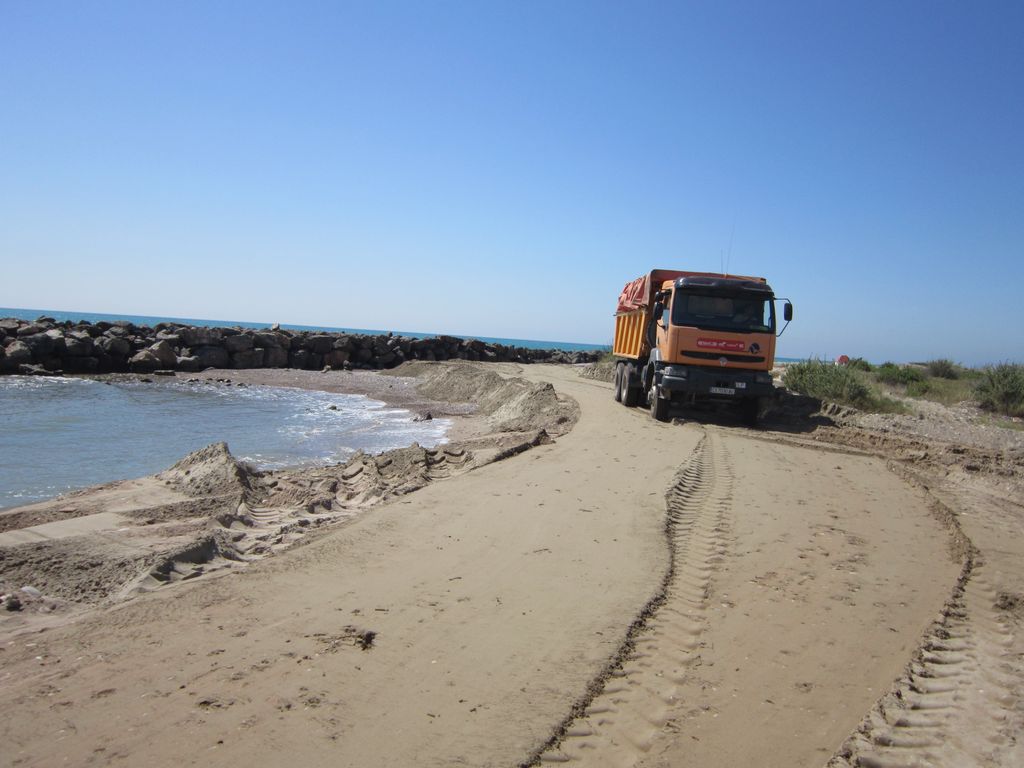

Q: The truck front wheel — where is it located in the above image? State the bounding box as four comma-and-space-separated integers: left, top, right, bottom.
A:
650, 388, 670, 422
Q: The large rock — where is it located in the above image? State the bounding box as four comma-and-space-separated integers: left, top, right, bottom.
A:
230, 348, 264, 368
149, 340, 178, 368
64, 332, 94, 356
96, 335, 132, 358
45, 329, 67, 353
193, 345, 230, 369
179, 327, 222, 346
1, 340, 32, 371
263, 346, 288, 367
289, 349, 321, 370
93, 350, 119, 373
224, 333, 254, 354
18, 333, 56, 359
307, 335, 335, 355
129, 349, 161, 373
253, 331, 287, 349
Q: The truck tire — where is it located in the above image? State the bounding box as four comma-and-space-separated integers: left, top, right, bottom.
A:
650, 388, 670, 422
613, 363, 624, 402
622, 364, 640, 407
740, 396, 759, 427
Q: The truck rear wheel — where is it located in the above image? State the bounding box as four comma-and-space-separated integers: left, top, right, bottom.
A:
613, 363, 624, 402
650, 388, 670, 422
622, 364, 640, 407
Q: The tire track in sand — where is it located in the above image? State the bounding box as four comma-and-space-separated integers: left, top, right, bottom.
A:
827, 485, 1024, 768
529, 429, 735, 766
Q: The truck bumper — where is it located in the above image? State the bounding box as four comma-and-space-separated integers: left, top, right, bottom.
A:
658, 365, 774, 399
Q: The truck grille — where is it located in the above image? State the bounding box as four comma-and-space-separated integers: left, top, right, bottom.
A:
683, 351, 766, 363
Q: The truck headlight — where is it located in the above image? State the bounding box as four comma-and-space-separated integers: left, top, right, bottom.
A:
755, 372, 773, 384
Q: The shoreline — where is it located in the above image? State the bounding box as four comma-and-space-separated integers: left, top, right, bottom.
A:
185, 366, 487, 442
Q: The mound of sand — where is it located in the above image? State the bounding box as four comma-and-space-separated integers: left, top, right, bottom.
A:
156, 441, 256, 498
399, 361, 579, 435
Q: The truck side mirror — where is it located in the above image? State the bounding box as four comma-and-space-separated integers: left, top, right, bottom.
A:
784, 303, 793, 322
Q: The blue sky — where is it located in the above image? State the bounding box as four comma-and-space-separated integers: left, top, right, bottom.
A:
1, 1, 1021, 364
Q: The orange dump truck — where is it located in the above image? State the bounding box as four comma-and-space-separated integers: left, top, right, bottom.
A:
612, 269, 793, 423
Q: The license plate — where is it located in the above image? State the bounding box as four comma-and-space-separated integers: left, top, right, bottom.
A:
710, 386, 736, 395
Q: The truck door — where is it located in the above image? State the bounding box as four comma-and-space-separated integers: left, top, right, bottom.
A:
654, 290, 672, 358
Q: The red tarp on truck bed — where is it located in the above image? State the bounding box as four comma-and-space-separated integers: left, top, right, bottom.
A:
616, 269, 767, 313
616, 270, 690, 313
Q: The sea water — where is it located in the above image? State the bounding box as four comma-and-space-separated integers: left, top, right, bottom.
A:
0, 376, 450, 510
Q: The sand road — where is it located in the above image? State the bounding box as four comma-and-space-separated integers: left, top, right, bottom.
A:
1, 365, 963, 767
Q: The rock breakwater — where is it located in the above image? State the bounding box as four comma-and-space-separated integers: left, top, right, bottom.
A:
0, 316, 601, 375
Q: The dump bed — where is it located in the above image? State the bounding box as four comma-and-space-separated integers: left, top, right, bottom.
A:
613, 309, 654, 358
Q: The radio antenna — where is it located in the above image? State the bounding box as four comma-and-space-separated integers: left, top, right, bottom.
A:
726, 221, 736, 276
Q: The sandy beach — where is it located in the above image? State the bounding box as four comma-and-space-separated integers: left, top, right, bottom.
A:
1, 362, 1022, 767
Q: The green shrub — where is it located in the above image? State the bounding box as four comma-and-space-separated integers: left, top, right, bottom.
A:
926, 359, 959, 379
875, 362, 925, 385
783, 360, 874, 409
906, 380, 931, 397
846, 357, 873, 372
975, 363, 1024, 417
905, 376, 975, 406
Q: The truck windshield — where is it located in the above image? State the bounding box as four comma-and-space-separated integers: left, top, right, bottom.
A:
671, 291, 774, 334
